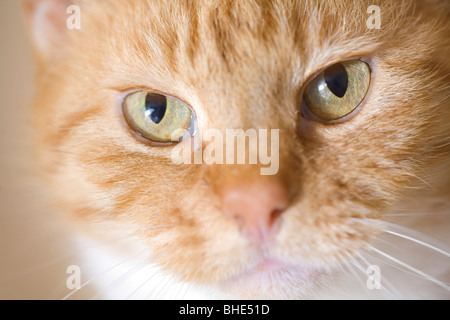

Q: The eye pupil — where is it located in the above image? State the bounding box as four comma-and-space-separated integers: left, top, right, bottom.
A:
324, 63, 348, 98
145, 93, 167, 124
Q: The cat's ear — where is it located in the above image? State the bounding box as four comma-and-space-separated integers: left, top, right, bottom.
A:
23, 0, 75, 63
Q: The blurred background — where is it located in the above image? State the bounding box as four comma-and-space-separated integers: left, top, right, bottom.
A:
0, 0, 87, 299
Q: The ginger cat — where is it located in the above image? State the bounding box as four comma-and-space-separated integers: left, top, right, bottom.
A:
24, 0, 450, 299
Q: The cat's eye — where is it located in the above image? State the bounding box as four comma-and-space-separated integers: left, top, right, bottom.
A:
122, 91, 195, 143
303, 60, 371, 121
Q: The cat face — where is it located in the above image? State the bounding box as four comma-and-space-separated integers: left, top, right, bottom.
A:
26, 0, 450, 298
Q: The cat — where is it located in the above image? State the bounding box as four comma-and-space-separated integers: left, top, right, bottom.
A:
23, 0, 450, 299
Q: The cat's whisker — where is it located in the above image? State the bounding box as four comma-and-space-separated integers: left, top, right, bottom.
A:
402, 171, 435, 190
343, 250, 398, 299
362, 251, 438, 283
318, 254, 355, 299
179, 282, 194, 300
347, 260, 371, 293
352, 218, 450, 290
320, 275, 353, 299
349, 256, 393, 295
384, 212, 444, 217
128, 248, 181, 300
356, 252, 402, 299
61, 249, 146, 300
286, 269, 306, 299
143, 270, 170, 300
383, 230, 450, 258
351, 218, 450, 258
92, 258, 150, 300
370, 246, 450, 291
341, 254, 369, 292
126, 268, 160, 300
153, 272, 177, 300
118, 246, 188, 300
165, 278, 191, 300
145, 0, 154, 14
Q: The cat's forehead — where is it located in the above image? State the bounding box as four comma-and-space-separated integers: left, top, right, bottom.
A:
94, 0, 398, 84
77, 0, 407, 128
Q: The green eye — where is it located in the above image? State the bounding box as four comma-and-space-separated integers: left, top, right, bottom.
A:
122, 91, 194, 143
303, 60, 371, 121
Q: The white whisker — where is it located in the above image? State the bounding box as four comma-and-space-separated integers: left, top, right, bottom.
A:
384, 212, 444, 217
342, 255, 369, 292
144, 270, 168, 300
126, 268, 160, 300
352, 218, 450, 257
61, 249, 146, 300
172, 281, 190, 300
363, 251, 438, 282
154, 273, 175, 299
93, 259, 150, 300
384, 230, 450, 258
370, 246, 450, 291
348, 255, 396, 299
357, 252, 401, 299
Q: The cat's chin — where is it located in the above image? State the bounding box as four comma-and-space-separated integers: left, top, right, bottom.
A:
218, 259, 324, 299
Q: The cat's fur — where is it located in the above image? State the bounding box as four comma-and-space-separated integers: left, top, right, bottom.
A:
24, 0, 450, 299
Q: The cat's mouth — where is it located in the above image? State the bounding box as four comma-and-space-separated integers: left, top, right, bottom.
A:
218, 257, 324, 298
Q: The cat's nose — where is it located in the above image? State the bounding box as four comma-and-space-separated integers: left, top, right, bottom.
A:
221, 179, 289, 242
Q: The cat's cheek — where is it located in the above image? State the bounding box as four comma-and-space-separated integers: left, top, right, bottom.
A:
297, 113, 324, 144
298, 97, 372, 143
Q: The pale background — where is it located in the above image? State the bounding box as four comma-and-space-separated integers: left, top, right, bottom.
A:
0, 0, 90, 299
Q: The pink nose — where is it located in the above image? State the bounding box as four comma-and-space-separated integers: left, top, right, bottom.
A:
221, 180, 289, 241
